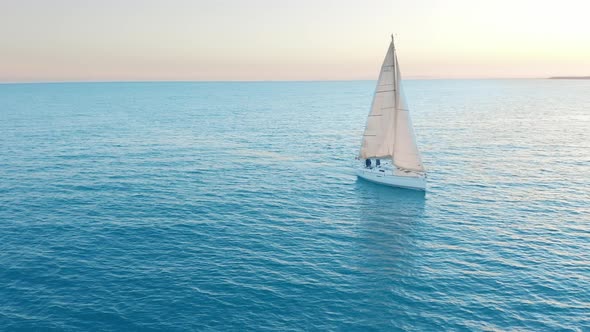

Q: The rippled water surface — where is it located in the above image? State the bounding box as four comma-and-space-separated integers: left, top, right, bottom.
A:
1, 80, 589, 331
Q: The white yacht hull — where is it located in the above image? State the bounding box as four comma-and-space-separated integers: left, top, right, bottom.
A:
356, 167, 426, 191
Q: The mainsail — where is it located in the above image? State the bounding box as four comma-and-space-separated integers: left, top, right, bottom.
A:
359, 38, 424, 172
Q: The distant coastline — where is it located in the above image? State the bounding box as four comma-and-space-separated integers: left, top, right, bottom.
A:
549, 76, 590, 79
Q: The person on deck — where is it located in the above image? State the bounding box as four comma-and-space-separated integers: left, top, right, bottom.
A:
365, 159, 372, 168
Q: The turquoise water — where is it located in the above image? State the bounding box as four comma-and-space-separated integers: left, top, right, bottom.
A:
0, 80, 589, 330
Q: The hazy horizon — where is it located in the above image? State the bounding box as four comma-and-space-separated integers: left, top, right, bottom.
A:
2, 0, 589, 83
0, 77, 579, 85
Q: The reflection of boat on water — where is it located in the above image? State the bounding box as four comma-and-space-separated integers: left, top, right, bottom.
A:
356, 35, 426, 191
355, 179, 425, 224
352, 179, 425, 280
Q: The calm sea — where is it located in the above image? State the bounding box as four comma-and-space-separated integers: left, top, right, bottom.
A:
0, 80, 588, 331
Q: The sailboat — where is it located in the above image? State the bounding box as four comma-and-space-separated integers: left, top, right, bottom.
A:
356, 35, 426, 191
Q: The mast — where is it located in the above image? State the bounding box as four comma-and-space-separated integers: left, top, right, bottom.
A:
391, 34, 398, 164
391, 34, 396, 97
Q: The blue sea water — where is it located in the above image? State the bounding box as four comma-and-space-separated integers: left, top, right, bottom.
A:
0, 79, 589, 331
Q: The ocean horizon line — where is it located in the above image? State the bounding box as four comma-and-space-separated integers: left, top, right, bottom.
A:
0, 77, 562, 85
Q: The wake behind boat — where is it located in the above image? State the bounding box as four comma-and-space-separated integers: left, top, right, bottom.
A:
356, 36, 426, 191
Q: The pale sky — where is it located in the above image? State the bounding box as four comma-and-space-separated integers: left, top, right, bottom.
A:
1, 0, 589, 82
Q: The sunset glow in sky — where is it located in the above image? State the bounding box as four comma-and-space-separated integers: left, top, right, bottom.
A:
1, 0, 589, 82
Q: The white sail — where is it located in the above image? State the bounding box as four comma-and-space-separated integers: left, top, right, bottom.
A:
393, 54, 424, 172
359, 42, 396, 159
359, 38, 424, 172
